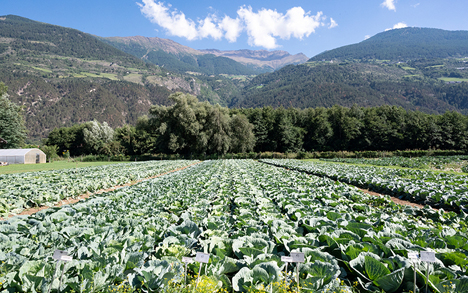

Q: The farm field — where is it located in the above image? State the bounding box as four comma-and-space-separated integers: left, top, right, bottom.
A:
0, 161, 134, 175
262, 159, 468, 213
1, 159, 468, 292
0, 160, 198, 218
321, 156, 468, 173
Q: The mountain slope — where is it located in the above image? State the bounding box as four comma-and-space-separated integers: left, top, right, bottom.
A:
311, 27, 468, 61
0, 15, 247, 139
103, 35, 201, 56
200, 49, 309, 72
232, 62, 466, 114
101, 36, 258, 75
102, 36, 308, 74
0, 15, 138, 63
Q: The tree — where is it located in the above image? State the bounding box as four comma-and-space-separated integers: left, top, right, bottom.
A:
115, 124, 138, 155
229, 114, 256, 153
149, 92, 256, 155
150, 92, 211, 154
40, 145, 58, 160
205, 104, 231, 155
0, 82, 27, 149
83, 120, 115, 154
273, 108, 305, 153
302, 107, 333, 151
46, 123, 90, 156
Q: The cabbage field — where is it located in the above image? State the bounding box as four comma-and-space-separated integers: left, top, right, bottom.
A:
0, 160, 198, 218
262, 159, 468, 213
321, 156, 468, 172
1, 159, 468, 293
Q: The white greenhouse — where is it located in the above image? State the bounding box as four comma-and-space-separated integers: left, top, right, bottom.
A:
0, 149, 46, 165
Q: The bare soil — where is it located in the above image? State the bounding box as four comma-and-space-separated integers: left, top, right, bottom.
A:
357, 188, 427, 209
1, 162, 200, 221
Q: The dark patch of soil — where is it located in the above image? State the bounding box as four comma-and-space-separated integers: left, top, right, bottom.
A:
357, 188, 428, 209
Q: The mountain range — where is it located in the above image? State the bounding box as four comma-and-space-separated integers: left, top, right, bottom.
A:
100, 36, 308, 74
1, 15, 468, 141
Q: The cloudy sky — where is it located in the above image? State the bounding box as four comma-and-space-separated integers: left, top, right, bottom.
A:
3, 0, 468, 57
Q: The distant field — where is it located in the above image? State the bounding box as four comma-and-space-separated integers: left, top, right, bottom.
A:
403, 74, 423, 78
426, 64, 444, 68
439, 77, 468, 82
0, 160, 131, 175
219, 74, 250, 81
78, 72, 119, 80
31, 66, 53, 73
400, 66, 416, 70
123, 73, 143, 83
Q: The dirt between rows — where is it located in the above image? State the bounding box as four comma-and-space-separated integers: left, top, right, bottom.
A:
0, 162, 200, 221
284, 165, 429, 210
357, 188, 427, 209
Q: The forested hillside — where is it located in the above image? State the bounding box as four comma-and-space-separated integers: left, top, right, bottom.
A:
311, 27, 468, 61
0, 15, 249, 139
232, 61, 468, 114
0, 15, 138, 63
101, 36, 258, 75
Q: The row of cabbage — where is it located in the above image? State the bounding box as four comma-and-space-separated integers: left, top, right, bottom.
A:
262, 159, 468, 213
0, 160, 198, 217
1, 160, 468, 292
321, 156, 468, 172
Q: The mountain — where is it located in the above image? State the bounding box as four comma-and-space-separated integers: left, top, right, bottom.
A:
311, 27, 468, 61
102, 35, 202, 57
231, 61, 468, 114
101, 36, 258, 75
2, 15, 468, 140
232, 27, 468, 113
101, 36, 308, 74
199, 49, 309, 72
0, 15, 246, 140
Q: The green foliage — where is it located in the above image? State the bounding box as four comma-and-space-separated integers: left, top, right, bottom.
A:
0, 160, 196, 216
39, 144, 58, 160
149, 92, 255, 155
238, 104, 468, 152
264, 159, 468, 212
45, 122, 90, 156
0, 82, 27, 148
324, 155, 468, 171
83, 120, 115, 154
2, 160, 468, 292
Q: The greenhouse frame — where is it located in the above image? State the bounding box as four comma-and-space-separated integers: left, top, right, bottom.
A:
0, 149, 46, 164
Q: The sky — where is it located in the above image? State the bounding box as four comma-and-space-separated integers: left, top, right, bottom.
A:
3, 0, 468, 58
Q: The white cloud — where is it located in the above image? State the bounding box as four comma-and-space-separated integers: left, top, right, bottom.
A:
385, 22, 408, 31
364, 35, 371, 40
137, 1, 327, 49
329, 17, 338, 29
237, 6, 324, 49
412, 3, 420, 8
381, 0, 396, 11
198, 16, 223, 40
219, 16, 243, 43
138, 0, 199, 40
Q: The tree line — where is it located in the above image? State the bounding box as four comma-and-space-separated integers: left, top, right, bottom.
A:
38, 92, 468, 158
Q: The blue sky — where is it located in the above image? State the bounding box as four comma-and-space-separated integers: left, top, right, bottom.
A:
3, 0, 468, 58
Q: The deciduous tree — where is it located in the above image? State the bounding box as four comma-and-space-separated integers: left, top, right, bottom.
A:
0, 82, 27, 148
